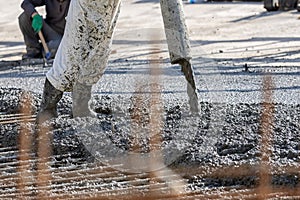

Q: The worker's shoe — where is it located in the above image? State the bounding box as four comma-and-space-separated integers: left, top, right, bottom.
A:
72, 81, 96, 118
36, 78, 63, 125
22, 48, 43, 60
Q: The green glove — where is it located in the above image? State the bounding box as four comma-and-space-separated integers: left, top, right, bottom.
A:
32, 14, 43, 33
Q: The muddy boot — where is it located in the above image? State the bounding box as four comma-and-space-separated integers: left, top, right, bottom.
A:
72, 81, 96, 118
36, 78, 63, 124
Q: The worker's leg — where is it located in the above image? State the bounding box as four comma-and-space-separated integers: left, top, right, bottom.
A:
36, 78, 63, 124
18, 12, 42, 59
72, 81, 96, 118
19, 12, 63, 59
279, 0, 297, 10
46, 0, 121, 118
72, 0, 121, 118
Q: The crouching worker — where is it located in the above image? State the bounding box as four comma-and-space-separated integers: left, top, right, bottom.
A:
19, 0, 71, 59
36, 0, 121, 124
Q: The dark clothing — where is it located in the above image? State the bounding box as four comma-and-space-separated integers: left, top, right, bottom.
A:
21, 0, 70, 35
19, 0, 71, 59
19, 12, 63, 58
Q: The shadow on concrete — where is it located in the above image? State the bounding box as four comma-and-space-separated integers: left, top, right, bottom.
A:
192, 37, 300, 46
197, 85, 300, 93
230, 11, 281, 22
0, 41, 24, 60
0, 41, 23, 47
0, 36, 298, 97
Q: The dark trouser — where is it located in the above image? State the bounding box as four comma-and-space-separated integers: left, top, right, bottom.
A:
279, 0, 297, 10
18, 12, 63, 58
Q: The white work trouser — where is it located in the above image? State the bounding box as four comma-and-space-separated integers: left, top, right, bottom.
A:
47, 0, 121, 92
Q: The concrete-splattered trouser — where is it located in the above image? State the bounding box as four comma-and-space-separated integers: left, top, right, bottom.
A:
37, 0, 121, 124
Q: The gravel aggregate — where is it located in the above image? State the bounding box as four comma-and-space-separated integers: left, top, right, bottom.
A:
0, 87, 299, 190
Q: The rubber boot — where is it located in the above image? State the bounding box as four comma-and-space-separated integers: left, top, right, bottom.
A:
72, 81, 95, 118
36, 78, 63, 124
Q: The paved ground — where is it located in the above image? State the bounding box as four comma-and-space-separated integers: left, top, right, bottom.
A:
0, 1, 299, 198
0, 0, 299, 106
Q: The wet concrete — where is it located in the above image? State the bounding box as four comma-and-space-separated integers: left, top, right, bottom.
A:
0, 87, 299, 191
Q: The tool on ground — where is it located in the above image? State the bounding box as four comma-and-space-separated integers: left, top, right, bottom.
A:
38, 31, 51, 60
160, 0, 199, 114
